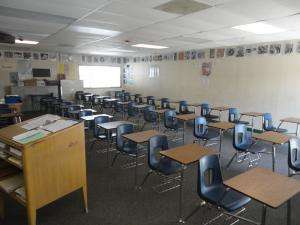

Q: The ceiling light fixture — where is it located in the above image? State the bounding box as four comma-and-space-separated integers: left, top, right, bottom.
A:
132, 44, 169, 49
70, 26, 121, 36
15, 39, 39, 45
232, 22, 285, 34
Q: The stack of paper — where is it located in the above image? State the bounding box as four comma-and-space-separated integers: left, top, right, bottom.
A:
0, 174, 23, 193
0, 150, 8, 159
8, 157, 22, 167
41, 119, 78, 133
21, 114, 61, 130
15, 186, 26, 201
13, 129, 49, 144
9, 147, 22, 157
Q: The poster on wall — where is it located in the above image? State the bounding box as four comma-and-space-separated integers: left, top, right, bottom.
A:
185, 51, 190, 60
236, 46, 245, 57
191, 50, 197, 59
202, 62, 212, 76
258, 45, 268, 54
284, 43, 293, 54
226, 48, 235, 57
216, 48, 225, 58
49, 52, 57, 61
197, 50, 205, 59
13, 52, 23, 59
269, 44, 281, 55
33, 52, 39, 60
178, 52, 184, 60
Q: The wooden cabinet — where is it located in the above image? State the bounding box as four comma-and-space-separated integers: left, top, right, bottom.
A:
0, 115, 88, 225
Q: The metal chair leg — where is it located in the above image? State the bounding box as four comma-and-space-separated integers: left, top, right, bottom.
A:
111, 152, 121, 167
226, 153, 237, 169
139, 170, 153, 189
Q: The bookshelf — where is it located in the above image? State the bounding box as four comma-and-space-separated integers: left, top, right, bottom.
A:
0, 115, 88, 225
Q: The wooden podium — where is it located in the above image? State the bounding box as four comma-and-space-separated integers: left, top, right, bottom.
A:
0, 115, 88, 225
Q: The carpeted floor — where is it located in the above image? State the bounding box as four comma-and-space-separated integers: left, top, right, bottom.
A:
2, 113, 300, 225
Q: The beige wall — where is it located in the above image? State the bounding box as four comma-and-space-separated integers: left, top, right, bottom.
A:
125, 54, 300, 130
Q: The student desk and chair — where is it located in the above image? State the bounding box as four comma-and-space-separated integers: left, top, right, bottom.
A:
278, 117, 300, 136
160, 143, 217, 223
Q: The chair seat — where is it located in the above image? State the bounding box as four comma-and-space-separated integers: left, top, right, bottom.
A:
203, 185, 251, 212
122, 145, 138, 155
238, 141, 266, 153
196, 128, 220, 140
157, 158, 181, 175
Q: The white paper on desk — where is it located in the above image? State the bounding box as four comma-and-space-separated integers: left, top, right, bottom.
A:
21, 114, 60, 130
41, 119, 78, 133
12, 129, 50, 143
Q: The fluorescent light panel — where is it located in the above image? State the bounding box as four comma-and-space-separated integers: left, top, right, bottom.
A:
132, 44, 168, 49
232, 22, 285, 34
70, 26, 121, 36
15, 39, 39, 45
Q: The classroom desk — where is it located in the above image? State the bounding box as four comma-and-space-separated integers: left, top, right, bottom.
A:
208, 122, 235, 153
69, 109, 97, 119
160, 143, 216, 223
253, 131, 290, 171
210, 106, 230, 121
176, 114, 197, 143
99, 121, 134, 166
154, 109, 168, 131
225, 167, 300, 225
123, 130, 160, 186
278, 117, 300, 136
240, 112, 264, 133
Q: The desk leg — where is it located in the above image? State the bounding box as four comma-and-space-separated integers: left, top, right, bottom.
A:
0, 195, 4, 219
134, 148, 138, 188
179, 166, 185, 223
287, 200, 291, 225
296, 124, 299, 136
219, 129, 223, 154
27, 204, 36, 225
82, 185, 88, 213
261, 204, 267, 225
219, 111, 221, 121
272, 145, 276, 172
251, 116, 254, 135
106, 130, 110, 167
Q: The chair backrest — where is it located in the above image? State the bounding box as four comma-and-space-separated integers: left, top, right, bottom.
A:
68, 105, 82, 112
179, 100, 188, 114
228, 108, 239, 123
233, 124, 251, 151
194, 117, 208, 138
147, 96, 155, 106
116, 124, 136, 151
93, 115, 109, 137
263, 113, 273, 130
148, 135, 169, 170
288, 138, 300, 171
164, 110, 177, 129
161, 98, 170, 109
198, 154, 223, 202
143, 105, 156, 122
201, 103, 210, 116
127, 102, 137, 117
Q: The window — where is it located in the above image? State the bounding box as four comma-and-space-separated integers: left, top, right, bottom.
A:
79, 65, 121, 88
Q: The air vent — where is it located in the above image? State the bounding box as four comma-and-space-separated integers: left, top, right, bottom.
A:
154, 0, 211, 15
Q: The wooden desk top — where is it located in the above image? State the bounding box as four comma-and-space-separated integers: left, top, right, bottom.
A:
280, 117, 300, 124
123, 130, 160, 143
252, 131, 290, 145
155, 109, 168, 114
99, 121, 134, 130
208, 122, 235, 130
176, 113, 197, 121
224, 167, 300, 208
211, 106, 230, 111
187, 103, 200, 107
81, 114, 113, 121
241, 112, 264, 117
160, 143, 216, 165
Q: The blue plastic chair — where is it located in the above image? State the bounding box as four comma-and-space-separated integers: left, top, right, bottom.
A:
179, 100, 193, 114
200, 103, 219, 121
198, 155, 251, 215
227, 124, 265, 168
263, 113, 287, 133
140, 135, 181, 190
127, 102, 138, 120
111, 124, 138, 166
147, 96, 156, 107
193, 117, 219, 145
161, 98, 170, 109
228, 108, 249, 125
288, 138, 300, 176
142, 106, 158, 130
164, 110, 178, 130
